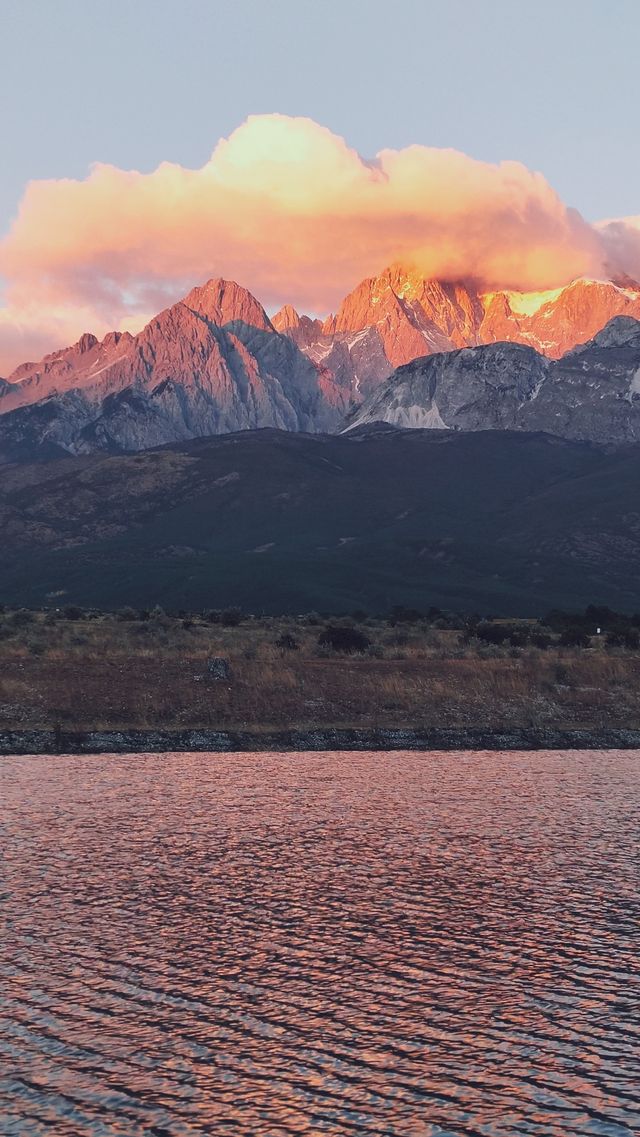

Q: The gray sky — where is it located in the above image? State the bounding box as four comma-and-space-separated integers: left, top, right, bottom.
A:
1, 0, 638, 235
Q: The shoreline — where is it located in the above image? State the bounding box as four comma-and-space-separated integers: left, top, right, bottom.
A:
2, 726, 640, 755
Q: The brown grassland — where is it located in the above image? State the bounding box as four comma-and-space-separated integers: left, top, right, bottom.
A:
0, 607, 639, 734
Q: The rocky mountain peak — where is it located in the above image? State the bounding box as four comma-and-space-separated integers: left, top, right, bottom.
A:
3, 265, 640, 460
568, 316, 640, 354
77, 332, 99, 354
573, 315, 640, 352
182, 277, 273, 332
272, 304, 302, 331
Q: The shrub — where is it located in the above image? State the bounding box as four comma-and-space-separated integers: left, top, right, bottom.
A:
221, 607, 242, 627
275, 632, 299, 652
584, 605, 620, 630
318, 624, 371, 653
389, 605, 423, 625
475, 622, 512, 645
10, 609, 35, 627
559, 627, 590, 648
203, 609, 222, 624
117, 607, 138, 622
530, 630, 554, 649
477, 644, 503, 659
606, 628, 640, 649
62, 605, 83, 621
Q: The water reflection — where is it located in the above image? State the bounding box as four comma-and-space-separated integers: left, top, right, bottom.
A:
1, 750, 639, 1135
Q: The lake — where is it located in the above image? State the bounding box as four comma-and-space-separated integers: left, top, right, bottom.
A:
1, 750, 638, 1136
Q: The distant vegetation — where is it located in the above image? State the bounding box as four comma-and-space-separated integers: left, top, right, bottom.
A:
0, 603, 639, 736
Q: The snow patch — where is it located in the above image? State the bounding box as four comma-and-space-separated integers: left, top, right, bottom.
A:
345, 329, 371, 348
88, 355, 126, 379
308, 344, 332, 362
392, 402, 449, 430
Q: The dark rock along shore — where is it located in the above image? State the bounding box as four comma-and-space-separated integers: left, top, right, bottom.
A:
2, 727, 640, 756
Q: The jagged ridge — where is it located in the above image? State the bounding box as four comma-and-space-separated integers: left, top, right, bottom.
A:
1, 267, 640, 458
347, 316, 640, 444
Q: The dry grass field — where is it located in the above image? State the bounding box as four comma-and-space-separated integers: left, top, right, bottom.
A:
0, 607, 639, 734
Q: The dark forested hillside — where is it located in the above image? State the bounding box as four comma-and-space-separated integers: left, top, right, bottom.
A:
1, 426, 639, 614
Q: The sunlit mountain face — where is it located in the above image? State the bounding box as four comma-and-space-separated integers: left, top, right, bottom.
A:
283, 265, 640, 369
0, 265, 639, 459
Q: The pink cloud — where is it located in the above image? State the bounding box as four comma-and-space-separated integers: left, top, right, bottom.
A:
0, 114, 636, 371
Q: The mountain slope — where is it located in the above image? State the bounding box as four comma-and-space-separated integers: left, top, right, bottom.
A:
0, 280, 351, 458
347, 316, 640, 444
277, 268, 640, 391
2, 268, 640, 459
1, 427, 639, 614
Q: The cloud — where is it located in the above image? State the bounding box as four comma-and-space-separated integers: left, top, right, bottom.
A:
596, 215, 640, 281
0, 114, 637, 371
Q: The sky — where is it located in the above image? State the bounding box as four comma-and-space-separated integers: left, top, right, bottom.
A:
1, 0, 639, 369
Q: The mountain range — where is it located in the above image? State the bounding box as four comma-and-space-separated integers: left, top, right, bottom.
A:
348, 316, 640, 443
1, 267, 640, 459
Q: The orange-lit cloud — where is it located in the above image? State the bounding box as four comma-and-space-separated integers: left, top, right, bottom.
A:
0, 114, 637, 371
596, 215, 640, 281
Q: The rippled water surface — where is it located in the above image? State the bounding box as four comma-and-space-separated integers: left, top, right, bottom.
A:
1, 750, 639, 1136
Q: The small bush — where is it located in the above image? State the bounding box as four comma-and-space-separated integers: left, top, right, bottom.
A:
389, 605, 423, 625
275, 633, 299, 652
62, 605, 84, 621
116, 607, 138, 622
530, 630, 554, 649
221, 607, 242, 627
203, 609, 222, 624
10, 609, 36, 627
475, 622, 513, 645
559, 627, 590, 648
318, 624, 371, 654
606, 628, 640, 650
